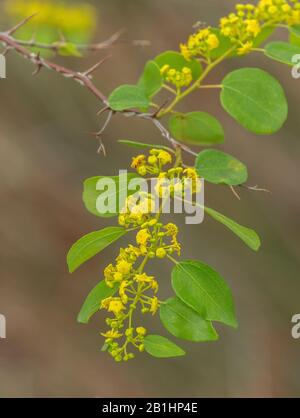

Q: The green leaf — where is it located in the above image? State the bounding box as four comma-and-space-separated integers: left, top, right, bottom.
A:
77, 280, 118, 324
118, 140, 173, 152
290, 24, 300, 39
67, 227, 127, 273
265, 41, 300, 66
173, 193, 261, 251
108, 84, 150, 111
252, 26, 275, 48
160, 297, 218, 342
154, 50, 202, 80
290, 31, 300, 47
83, 173, 139, 217
195, 149, 248, 185
172, 260, 237, 328
221, 68, 288, 134
144, 335, 185, 358
138, 60, 163, 98
58, 42, 82, 57
204, 206, 261, 251
169, 112, 224, 146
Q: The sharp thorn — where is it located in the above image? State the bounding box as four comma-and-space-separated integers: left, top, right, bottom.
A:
32, 64, 42, 76
7, 13, 38, 35
83, 56, 111, 77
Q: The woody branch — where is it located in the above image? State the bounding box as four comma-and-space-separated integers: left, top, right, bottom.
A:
0, 16, 195, 156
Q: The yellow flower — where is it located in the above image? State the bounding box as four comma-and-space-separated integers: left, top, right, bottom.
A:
237, 41, 253, 55
164, 223, 178, 236
113, 272, 123, 282
116, 260, 132, 275
160, 64, 170, 75
282, 4, 291, 13
127, 245, 141, 257
268, 5, 278, 15
150, 297, 159, 315
207, 34, 220, 49
131, 154, 146, 169
180, 43, 191, 60
108, 299, 125, 315
157, 150, 172, 165
180, 26, 220, 60
101, 330, 123, 339
119, 281, 130, 304
148, 155, 157, 165
137, 166, 147, 176
162, 67, 193, 89
151, 280, 159, 293
156, 248, 167, 258
104, 264, 114, 281
184, 168, 198, 179
136, 228, 151, 245
245, 19, 261, 36
136, 326, 147, 336
118, 214, 126, 226
101, 297, 112, 310
134, 273, 154, 283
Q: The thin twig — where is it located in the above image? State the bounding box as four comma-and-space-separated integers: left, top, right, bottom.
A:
13, 29, 150, 54
240, 184, 271, 193
0, 19, 203, 158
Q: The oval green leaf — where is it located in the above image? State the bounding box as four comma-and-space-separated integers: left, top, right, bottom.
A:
160, 297, 218, 342
138, 60, 163, 98
265, 41, 300, 66
144, 335, 185, 358
77, 280, 118, 324
108, 84, 150, 111
290, 30, 300, 47
252, 26, 274, 48
169, 112, 224, 146
154, 50, 202, 80
204, 206, 261, 251
83, 173, 139, 217
221, 68, 288, 134
172, 260, 237, 328
290, 24, 300, 39
195, 149, 248, 185
67, 226, 127, 273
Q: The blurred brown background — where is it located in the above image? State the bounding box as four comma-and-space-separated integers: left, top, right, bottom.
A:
0, 0, 300, 398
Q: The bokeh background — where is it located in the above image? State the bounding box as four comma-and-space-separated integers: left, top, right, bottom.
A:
0, 0, 300, 398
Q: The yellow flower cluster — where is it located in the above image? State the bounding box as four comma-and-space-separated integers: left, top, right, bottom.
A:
155, 167, 201, 198
101, 221, 180, 361
180, 0, 300, 59
220, 0, 300, 55
220, 4, 261, 55
131, 149, 172, 176
99, 149, 187, 361
160, 65, 193, 89
118, 194, 155, 228
180, 27, 220, 61
256, 0, 300, 25
5, 0, 97, 34
130, 149, 201, 199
